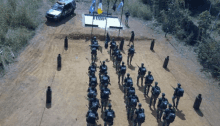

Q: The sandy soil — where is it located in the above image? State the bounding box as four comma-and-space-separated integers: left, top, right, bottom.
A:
0, 1, 219, 126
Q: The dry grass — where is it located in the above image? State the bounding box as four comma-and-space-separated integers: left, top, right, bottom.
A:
0, 0, 43, 74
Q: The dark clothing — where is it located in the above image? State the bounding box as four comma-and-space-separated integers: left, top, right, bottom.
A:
157, 97, 168, 108
88, 65, 97, 74
124, 77, 133, 87
104, 109, 115, 124
89, 76, 97, 85
125, 12, 130, 18
89, 98, 100, 109
130, 32, 135, 42
87, 87, 97, 94
86, 110, 99, 124
119, 39, 124, 50
101, 88, 111, 99
138, 67, 146, 76
128, 47, 135, 55
145, 74, 154, 85
101, 75, 110, 84
100, 64, 108, 73
151, 86, 161, 96
127, 95, 139, 108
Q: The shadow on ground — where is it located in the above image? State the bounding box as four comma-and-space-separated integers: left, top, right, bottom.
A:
176, 109, 186, 120
128, 65, 136, 71
194, 108, 204, 117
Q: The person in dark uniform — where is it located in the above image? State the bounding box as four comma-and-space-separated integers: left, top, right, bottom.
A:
125, 11, 130, 26
128, 31, 135, 46
119, 38, 124, 51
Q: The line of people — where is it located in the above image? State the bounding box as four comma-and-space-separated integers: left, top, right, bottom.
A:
88, 35, 185, 126
86, 60, 116, 126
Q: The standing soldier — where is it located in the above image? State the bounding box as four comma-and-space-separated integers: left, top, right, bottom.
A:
118, 62, 126, 84
126, 83, 135, 104
127, 91, 139, 120
101, 83, 111, 112
89, 72, 98, 87
87, 83, 97, 100
90, 45, 98, 63
133, 103, 145, 126
125, 11, 130, 26
92, 36, 99, 45
137, 63, 147, 86
128, 31, 135, 46
115, 52, 122, 71
123, 73, 133, 94
99, 61, 108, 81
86, 106, 99, 126
162, 104, 176, 126
112, 45, 120, 65
89, 93, 101, 112
149, 82, 161, 107
88, 62, 97, 76
110, 38, 116, 57
127, 45, 135, 65
100, 71, 111, 89
119, 38, 124, 51
144, 71, 154, 96
172, 83, 184, 109
104, 104, 115, 126
157, 93, 169, 121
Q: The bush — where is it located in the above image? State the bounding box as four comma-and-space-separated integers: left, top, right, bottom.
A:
197, 37, 220, 79
0, 0, 42, 74
125, 0, 152, 20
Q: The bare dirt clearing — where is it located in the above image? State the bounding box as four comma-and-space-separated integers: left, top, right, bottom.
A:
0, 2, 219, 126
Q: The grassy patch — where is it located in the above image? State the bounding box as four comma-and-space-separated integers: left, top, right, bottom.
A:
0, 0, 43, 74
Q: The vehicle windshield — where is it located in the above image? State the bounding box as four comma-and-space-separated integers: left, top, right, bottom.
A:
52, 3, 64, 11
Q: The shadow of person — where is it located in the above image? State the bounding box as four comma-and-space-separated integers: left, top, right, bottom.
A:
45, 13, 76, 27
101, 110, 105, 120
151, 50, 155, 53
57, 67, 61, 71
164, 67, 170, 72
46, 103, 51, 109
127, 117, 133, 126
150, 107, 158, 119
128, 65, 136, 71
176, 109, 186, 120
137, 82, 145, 93
120, 50, 125, 54
143, 95, 151, 104
118, 82, 124, 93
194, 108, 204, 117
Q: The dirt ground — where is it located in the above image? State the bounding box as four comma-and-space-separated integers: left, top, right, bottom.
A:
0, 1, 219, 126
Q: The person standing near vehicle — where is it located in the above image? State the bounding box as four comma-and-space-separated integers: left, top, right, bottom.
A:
125, 11, 130, 26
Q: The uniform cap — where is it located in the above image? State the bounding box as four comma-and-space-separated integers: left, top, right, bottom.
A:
108, 103, 112, 107
127, 73, 130, 76
177, 83, 181, 87
103, 61, 105, 64
155, 82, 158, 85
122, 62, 124, 64
162, 93, 165, 96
